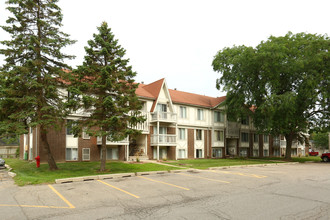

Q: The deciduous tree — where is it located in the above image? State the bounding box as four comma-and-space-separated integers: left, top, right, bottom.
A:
212, 32, 329, 159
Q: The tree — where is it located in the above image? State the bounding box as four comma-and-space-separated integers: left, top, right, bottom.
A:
0, 0, 75, 170
67, 22, 145, 171
212, 32, 329, 159
311, 132, 329, 149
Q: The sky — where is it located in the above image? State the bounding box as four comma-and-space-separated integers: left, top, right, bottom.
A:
0, 0, 329, 98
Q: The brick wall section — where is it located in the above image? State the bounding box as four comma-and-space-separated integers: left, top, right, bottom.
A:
188, 129, 194, 158
249, 132, 253, 157
204, 130, 212, 158
167, 127, 176, 135
269, 135, 273, 156
78, 136, 99, 162
167, 146, 176, 160
118, 145, 125, 160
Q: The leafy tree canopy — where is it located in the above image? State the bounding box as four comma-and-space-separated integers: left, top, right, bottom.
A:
212, 32, 329, 158
311, 132, 329, 149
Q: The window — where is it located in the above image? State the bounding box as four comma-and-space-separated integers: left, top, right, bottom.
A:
214, 111, 224, 122
264, 135, 269, 143
102, 147, 118, 160
241, 116, 249, 125
157, 103, 167, 112
241, 132, 249, 142
291, 149, 297, 156
214, 130, 224, 141
197, 109, 204, 120
212, 148, 222, 158
66, 148, 78, 161
82, 129, 90, 139
254, 134, 259, 143
179, 128, 186, 140
178, 149, 186, 159
66, 119, 75, 135
196, 129, 202, 140
82, 148, 90, 161
239, 148, 248, 157
196, 149, 203, 158
253, 149, 259, 157
274, 149, 280, 156
180, 106, 187, 118
263, 149, 269, 156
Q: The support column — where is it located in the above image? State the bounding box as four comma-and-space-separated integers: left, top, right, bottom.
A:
157, 121, 159, 160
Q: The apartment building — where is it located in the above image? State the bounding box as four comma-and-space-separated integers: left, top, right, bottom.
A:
20, 78, 283, 162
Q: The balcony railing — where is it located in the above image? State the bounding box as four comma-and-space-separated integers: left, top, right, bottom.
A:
226, 122, 240, 138
97, 136, 129, 145
150, 134, 176, 145
150, 112, 177, 123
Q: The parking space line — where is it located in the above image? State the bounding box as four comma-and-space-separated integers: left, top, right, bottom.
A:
97, 180, 140, 198
208, 170, 267, 178
138, 176, 190, 191
48, 185, 75, 208
176, 173, 230, 183
0, 185, 75, 209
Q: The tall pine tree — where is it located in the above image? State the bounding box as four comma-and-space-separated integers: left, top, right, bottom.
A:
0, 0, 75, 170
68, 22, 145, 171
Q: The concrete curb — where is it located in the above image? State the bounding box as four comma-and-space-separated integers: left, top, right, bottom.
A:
208, 162, 299, 170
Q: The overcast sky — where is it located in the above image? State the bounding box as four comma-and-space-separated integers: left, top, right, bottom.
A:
0, 0, 329, 97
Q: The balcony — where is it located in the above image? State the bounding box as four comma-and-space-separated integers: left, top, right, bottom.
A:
150, 134, 176, 146
150, 112, 177, 123
97, 136, 129, 145
226, 122, 240, 138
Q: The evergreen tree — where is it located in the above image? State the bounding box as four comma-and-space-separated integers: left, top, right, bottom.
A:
0, 0, 75, 170
68, 22, 145, 171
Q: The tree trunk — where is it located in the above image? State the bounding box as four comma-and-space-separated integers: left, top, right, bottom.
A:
285, 133, 293, 160
40, 126, 58, 170
100, 135, 107, 171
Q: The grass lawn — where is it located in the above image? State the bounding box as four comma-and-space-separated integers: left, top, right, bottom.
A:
163, 158, 280, 169
5, 159, 180, 186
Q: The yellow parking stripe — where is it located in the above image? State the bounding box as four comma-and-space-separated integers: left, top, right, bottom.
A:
0, 185, 75, 209
138, 176, 190, 191
97, 180, 140, 198
209, 170, 267, 178
177, 173, 230, 183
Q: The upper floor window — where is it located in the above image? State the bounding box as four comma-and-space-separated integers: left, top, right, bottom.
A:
179, 128, 186, 140
157, 103, 167, 112
241, 132, 249, 142
66, 119, 76, 135
254, 134, 259, 143
196, 129, 203, 140
241, 116, 249, 125
180, 106, 187, 118
197, 109, 204, 120
264, 135, 269, 143
214, 111, 224, 122
215, 130, 224, 141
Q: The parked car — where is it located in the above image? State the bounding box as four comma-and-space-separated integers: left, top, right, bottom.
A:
0, 158, 5, 167
321, 153, 330, 162
309, 151, 319, 156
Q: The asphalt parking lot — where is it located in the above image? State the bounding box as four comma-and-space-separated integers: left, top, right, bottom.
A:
1, 163, 330, 220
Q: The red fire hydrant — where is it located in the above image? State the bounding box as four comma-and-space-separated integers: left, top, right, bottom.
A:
35, 156, 40, 168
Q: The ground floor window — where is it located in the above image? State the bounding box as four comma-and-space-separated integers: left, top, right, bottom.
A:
291, 148, 297, 156
274, 148, 280, 157
212, 148, 222, 158
196, 149, 203, 158
178, 149, 186, 159
106, 147, 118, 160
82, 148, 90, 161
253, 149, 259, 157
239, 148, 248, 157
66, 148, 78, 161
263, 149, 269, 156
153, 147, 167, 160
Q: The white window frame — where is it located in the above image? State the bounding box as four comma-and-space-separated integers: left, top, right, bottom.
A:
197, 109, 204, 120
180, 106, 187, 119
214, 111, 224, 123
241, 132, 249, 142
82, 129, 90, 140
179, 128, 186, 140
66, 148, 78, 161
82, 148, 90, 161
215, 130, 224, 141
196, 129, 203, 140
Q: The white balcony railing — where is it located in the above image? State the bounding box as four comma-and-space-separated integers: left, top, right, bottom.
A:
97, 136, 129, 145
150, 134, 176, 145
150, 112, 177, 123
